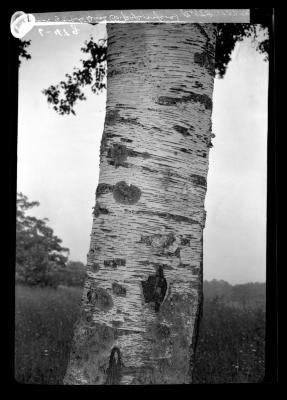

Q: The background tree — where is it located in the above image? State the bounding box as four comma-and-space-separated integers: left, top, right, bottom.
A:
16, 192, 69, 286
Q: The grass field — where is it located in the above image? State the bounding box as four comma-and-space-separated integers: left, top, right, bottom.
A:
15, 285, 82, 384
15, 284, 265, 384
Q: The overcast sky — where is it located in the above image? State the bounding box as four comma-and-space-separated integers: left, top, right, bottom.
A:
17, 23, 268, 284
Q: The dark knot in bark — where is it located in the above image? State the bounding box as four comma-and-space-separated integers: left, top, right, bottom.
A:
142, 266, 167, 312
105, 347, 123, 385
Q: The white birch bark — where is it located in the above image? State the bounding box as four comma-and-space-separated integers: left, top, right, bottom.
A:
64, 23, 216, 385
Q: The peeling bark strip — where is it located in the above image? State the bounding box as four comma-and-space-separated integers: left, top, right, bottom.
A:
64, 23, 216, 385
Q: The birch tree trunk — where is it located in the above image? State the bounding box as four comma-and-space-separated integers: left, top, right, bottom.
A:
64, 23, 216, 385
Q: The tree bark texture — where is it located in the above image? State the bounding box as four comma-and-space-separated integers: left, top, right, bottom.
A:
64, 23, 216, 385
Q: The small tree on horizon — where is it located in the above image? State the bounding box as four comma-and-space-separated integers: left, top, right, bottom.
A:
16, 192, 70, 287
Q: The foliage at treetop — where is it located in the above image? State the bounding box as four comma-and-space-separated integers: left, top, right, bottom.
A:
16, 192, 70, 286
215, 23, 269, 78
17, 39, 31, 67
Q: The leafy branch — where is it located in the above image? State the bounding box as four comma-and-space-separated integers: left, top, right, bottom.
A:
18, 40, 31, 66
42, 38, 107, 115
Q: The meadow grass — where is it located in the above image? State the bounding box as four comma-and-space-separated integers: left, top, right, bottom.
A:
192, 298, 265, 383
14, 285, 265, 384
15, 285, 82, 384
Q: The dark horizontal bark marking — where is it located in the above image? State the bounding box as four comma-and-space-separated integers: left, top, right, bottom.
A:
108, 161, 129, 168
194, 80, 203, 88
105, 109, 120, 125
196, 151, 207, 158
194, 52, 215, 75
93, 203, 109, 217
87, 287, 113, 311
111, 320, 123, 328
138, 261, 173, 270
140, 151, 151, 159
156, 92, 212, 110
105, 144, 151, 168
141, 166, 158, 174
120, 138, 133, 143
178, 263, 199, 270
139, 233, 175, 248
180, 148, 193, 154
105, 109, 143, 127
136, 210, 199, 225
190, 174, 207, 187
107, 143, 128, 168
108, 67, 134, 78
114, 329, 143, 337
173, 125, 192, 137
96, 183, 114, 197
126, 149, 151, 159
112, 282, 127, 297
116, 104, 137, 110
106, 133, 121, 139
91, 262, 100, 272
180, 237, 191, 246
162, 247, 181, 258
113, 181, 141, 205
104, 258, 126, 268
